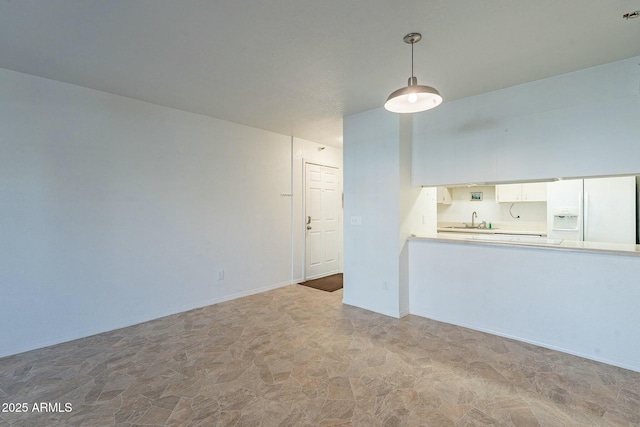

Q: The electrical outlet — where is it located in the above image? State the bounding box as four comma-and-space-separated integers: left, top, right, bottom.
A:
217, 270, 224, 281
350, 216, 362, 226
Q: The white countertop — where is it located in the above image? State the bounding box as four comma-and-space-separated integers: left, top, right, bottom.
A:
411, 232, 640, 257
436, 221, 547, 236
437, 227, 547, 236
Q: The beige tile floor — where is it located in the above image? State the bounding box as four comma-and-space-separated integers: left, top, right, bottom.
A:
1, 285, 639, 426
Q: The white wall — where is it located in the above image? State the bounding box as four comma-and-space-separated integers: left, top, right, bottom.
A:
413, 56, 640, 186
343, 111, 419, 318
398, 115, 421, 316
409, 240, 640, 372
0, 68, 305, 357
343, 109, 401, 317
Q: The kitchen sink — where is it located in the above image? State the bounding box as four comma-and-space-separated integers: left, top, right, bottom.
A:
469, 235, 562, 245
442, 226, 498, 230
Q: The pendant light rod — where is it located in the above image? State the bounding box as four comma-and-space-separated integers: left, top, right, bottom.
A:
404, 32, 421, 84
411, 39, 414, 80
384, 32, 442, 114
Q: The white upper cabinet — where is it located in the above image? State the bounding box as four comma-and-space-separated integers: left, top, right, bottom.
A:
436, 187, 452, 204
496, 183, 547, 203
496, 184, 521, 202
521, 182, 547, 201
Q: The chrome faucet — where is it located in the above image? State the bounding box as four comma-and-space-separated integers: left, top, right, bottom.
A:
471, 211, 477, 227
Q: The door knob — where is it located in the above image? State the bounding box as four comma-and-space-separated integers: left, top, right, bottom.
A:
306, 216, 312, 225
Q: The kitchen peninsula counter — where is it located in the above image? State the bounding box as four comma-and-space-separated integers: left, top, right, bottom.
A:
408, 234, 640, 372
411, 232, 640, 257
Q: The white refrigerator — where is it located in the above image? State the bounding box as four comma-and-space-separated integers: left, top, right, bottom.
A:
547, 176, 636, 244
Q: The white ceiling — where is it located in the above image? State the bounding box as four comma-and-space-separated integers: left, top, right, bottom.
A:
2, 1, 640, 147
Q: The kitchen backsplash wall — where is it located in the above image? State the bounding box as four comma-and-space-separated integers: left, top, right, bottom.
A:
437, 186, 547, 224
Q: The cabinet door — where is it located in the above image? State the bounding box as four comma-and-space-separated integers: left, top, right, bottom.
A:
436, 187, 452, 204
496, 184, 521, 202
522, 183, 547, 202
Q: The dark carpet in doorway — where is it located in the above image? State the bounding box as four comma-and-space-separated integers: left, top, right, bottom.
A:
298, 273, 343, 292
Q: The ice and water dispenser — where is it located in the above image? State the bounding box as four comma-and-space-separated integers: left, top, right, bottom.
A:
552, 207, 579, 231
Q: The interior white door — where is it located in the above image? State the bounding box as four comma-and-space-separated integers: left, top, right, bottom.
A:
305, 163, 340, 280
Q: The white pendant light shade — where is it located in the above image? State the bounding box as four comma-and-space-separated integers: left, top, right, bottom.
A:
385, 33, 442, 114
384, 77, 442, 113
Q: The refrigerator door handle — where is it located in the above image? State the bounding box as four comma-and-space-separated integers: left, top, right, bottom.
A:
583, 191, 588, 241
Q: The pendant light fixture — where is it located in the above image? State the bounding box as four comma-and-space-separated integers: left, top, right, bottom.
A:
384, 33, 442, 113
